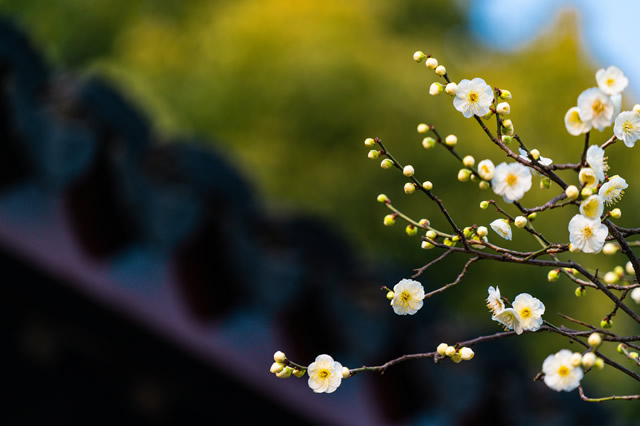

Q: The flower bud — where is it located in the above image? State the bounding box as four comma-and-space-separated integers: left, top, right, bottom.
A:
569, 243, 581, 253
457, 168, 471, 182
582, 352, 596, 368
482, 110, 495, 120
417, 123, 429, 134
529, 149, 540, 160
445, 134, 457, 146
580, 187, 593, 198
429, 82, 444, 95
274, 351, 287, 363
633, 104, 640, 114
460, 347, 474, 360
386, 291, 395, 300
422, 181, 433, 190
451, 352, 463, 363
565, 185, 579, 200
437, 343, 448, 356
540, 177, 551, 189
618, 343, 626, 353
600, 318, 613, 328
547, 269, 559, 282
527, 212, 537, 220
626, 261, 636, 275
404, 182, 416, 194
425, 57, 438, 69
502, 124, 515, 136
614, 265, 624, 277
426, 230, 437, 240
413, 51, 426, 62
445, 82, 457, 96
462, 155, 475, 167
570, 352, 582, 367
479, 201, 489, 210
443, 238, 455, 247
610, 208, 621, 219
377, 194, 390, 203
291, 368, 305, 378
496, 102, 510, 115
602, 243, 618, 255
270, 362, 285, 374
630, 352, 639, 361
406, 224, 417, 236
383, 214, 396, 226
502, 118, 513, 129
588, 333, 602, 348
476, 226, 488, 237
419, 218, 430, 227
604, 271, 618, 284
435, 65, 447, 76
501, 135, 512, 145
478, 180, 490, 190
342, 367, 351, 379
575, 286, 586, 297
380, 159, 394, 169
368, 150, 380, 159
421, 241, 434, 249
445, 346, 456, 357
403, 165, 415, 177
594, 357, 605, 369
514, 216, 527, 228
276, 366, 293, 378
422, 136, 437, 149
364, 137, 375, 147
499, 89, 512, 100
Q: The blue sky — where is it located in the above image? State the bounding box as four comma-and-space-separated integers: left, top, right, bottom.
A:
468, 0, 640, 98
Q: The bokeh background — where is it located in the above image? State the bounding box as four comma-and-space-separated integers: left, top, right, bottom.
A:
2, 0, 639, 424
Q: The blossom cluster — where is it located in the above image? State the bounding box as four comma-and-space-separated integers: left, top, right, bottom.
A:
486, 286, 545, 334
270, 351, 349, 393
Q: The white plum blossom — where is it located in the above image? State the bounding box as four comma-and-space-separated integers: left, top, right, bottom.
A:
542, 349, 584, 392
631, 287, 640, 304
568, 214, 608, 254
486, 286, 505, 314
491, 162, 532, 203
564, 106, 591, 136
511, 293, 545, 332
598, 175, 628, 206
585, 145, 608, 183
307, 354, 343, 393
613, 111, 640, 148
596, 65, 628, 96
492, 308, 524, 335
490, 219, 512, 240
477, 159, 495, 181
579, 195, 604, 220
453, 78, 494, 118
577, 88, 615, 131
390, 279, 424, 315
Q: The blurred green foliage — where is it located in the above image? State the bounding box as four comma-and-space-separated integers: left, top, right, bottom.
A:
2, 0, 638, 410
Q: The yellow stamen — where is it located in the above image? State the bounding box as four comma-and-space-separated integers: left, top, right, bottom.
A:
557, 365, 570, 377
467, 92, 478, 103
506, 173, 518, 186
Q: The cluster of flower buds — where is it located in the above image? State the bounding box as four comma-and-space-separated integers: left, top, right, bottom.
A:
436, 343, 474, 363
270, 351, 305, 379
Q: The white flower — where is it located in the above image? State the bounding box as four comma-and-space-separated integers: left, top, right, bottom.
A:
613, 111, 640, 148
568, 214, 608, 254
598, 175, 628, 206
512, 293, 545, 332
579, 195, 604, 219
518, 148, 552, 167
564, 106, 592, 136
577, 88, 615, 131
578, 167, 597, 188
492, 308, 524, 335
631, 287, 640, 304
491, 162, 532, 203
596, 65, 628, 96
477, 159, 495, 181
490, 219, 512, 240
453, 78, 494, 118
585, 145, 608, 183
486, 286, 505, 314
307, 354, 343, 393
542, 349, 584, 392
390, 279, 424, 315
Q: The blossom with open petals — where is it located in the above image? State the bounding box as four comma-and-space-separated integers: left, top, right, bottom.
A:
512, 293, 545, 332
390, 279, 424, 315
598, 176, 628, 206
564, 106, 591, 136
579, 195, 604, 219
577, 88, 614, 131
453, 78, 493, 118
596, 65, 628, 96
542, 349, 584, 392
613, 111, 640, 148
568, 214, 608, 254
490, 219, 512, 240
585, 145, 608, 183
492, 308, 524, 335
486, 286, 505, 315
491, 162, 532, 203
578, 168, 597, 188
307, 354, 343, 393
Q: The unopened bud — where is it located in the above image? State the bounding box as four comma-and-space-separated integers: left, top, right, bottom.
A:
425, 57, 438, 69
380, 158, 394, 169
501, 135, 512, 145
437, 343, 448, 356
421, 241, 434, 249
496, 102, 510, 116
342, 367, 350, 379
377, 194, 390, 203
575, 287, 586, 297
445, 346, 456, 357
462, 155, 475, 167
457, 168, 471, 182
610, 208, 621, 219
633, 104, 640, 114
514, 216, 527, 228
581, 187, 593, 198
547, 269, 559, 282
445, 134, 457, 146
600, 318, 613, 329
565, 185, 579, 200
626, 261, 635, 275
499, 89, 512, 100
435, 65, 447, 76
594, 357, 604, 369
426, 230, 437, 240
419, 218, 430, 227
529, 149, 540, 160
602, 243, 618, 255
417, 123, 429, 134
527, 212, 537, 220
429, 82, 444, 95
451, 352, 463, 363
614, 265, 624, 277
570, 352, 582, 367
460, 347, 474, 360
540, 177, 551, 189
386, 291, 395, 300
383, 214, 396, 226
274, 351, 287, 363
422, 181, 433, 190
292, 368, 306, 378
502, 119, 513, 129
588, 333, 602, 348
476, 226, 488, 237
406, 224, 417, 236
364, 137, 376, 147
368, 150, 380, 159
404, 182, 416, 193
422, 136, 437, 149
270, 362, 284, 374
479, 201, 489, 209
582, 352, 596, 368
569, 243, 580, 253
413, 51, 426, 62
478, 180, 490, 190
445, 82, 457, 96
276, 366, 293, 378
403, 165, 415, 177
603, 271, 618, 284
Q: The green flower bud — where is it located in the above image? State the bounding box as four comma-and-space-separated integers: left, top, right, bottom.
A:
501, 135, 512, 145
422, 181, 433, 190
527, 212, 537, 220
581, 187, 593, 198
406, 224, 418, 236
479, 200, 489, 209
404, 182, 416, 194
594, 358, 604, 370
383, 214, 396, 226
617, 343, 626, 353
368, 150, 380, 159
276, 366, 293, 378
540, 177, 551, 189
419, 218, 430, 228
380, 159, 394, 169
421, 241, 434, 249
417, 123, 429, 134
478, 180, 490, 190
499, 89, 512, 100
364, 137, 376, 147
422, 137, 437, 149
377, 194, 390, 203
426, 230, 437, 240
292, 368, 306, 378
575, 287, 586, 297
270, 362, 284, 374
610, 208, 621, 219
547, 269, 559, 282
600, 318, 613, 329
463, 227, 473, 238
386, 291, 395, 300
413, 51, 426, 62
457, 168, 471, 182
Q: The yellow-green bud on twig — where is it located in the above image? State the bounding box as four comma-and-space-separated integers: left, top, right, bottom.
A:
457, 168, 471, 182
527, 212, 537, 220
600, 318, 613, 329
478, 181, 490, 190
540, 177, 551, 189
603, 271, 618, 284
445, 82, 457, 96
575, 287, 586, 297
479, 200, 489, 209
274, 351, 287, 363
588, 333, 602, 348
460, 347, 474, 361
377, 194, 389, 203
425, 230, 437, 240
342, 367, 351, 379
403, 165, 415, 177
610, 208, 622, 219
364, 137, 375, 147
501, 135, 512, 145
406, 224, 417, 236
594, 358, 604, 370
419, 218, 430, 227
417, 123, 429, 134
445, 134, 457, 146
625, 261, 635, 275
603, 243, 618, 255
580, 187, 593, 198
496, 102, 510, 115
292, 368, 306, 378
565, 185, 579, 200
380, 159, 394, 169
435, 65, 447, 76
614, 265, 624, 277
422, 137, 437, 149
445, 346, 456, 357
404, 182, 416, 194
437, 343, 448, 356
383, 214, 396, 226
582, 352, 596, 368
569, 243, 580, 253
499, 89, 512, 100
386, 291, 395, 300
547, 269, 559, 282
422, 181, 433, 190
368, 150, 380, 159
270, 362, 284, 374
425, 57, 438, 69
413, 51, 426, 62
529, 149, 540, 160
276, 366, 293, 378
476, 226, 488, 237
514, 216, 527, 228
462, 155, 475, 167
429, 82, 444, 95
421, 241, 434, 249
